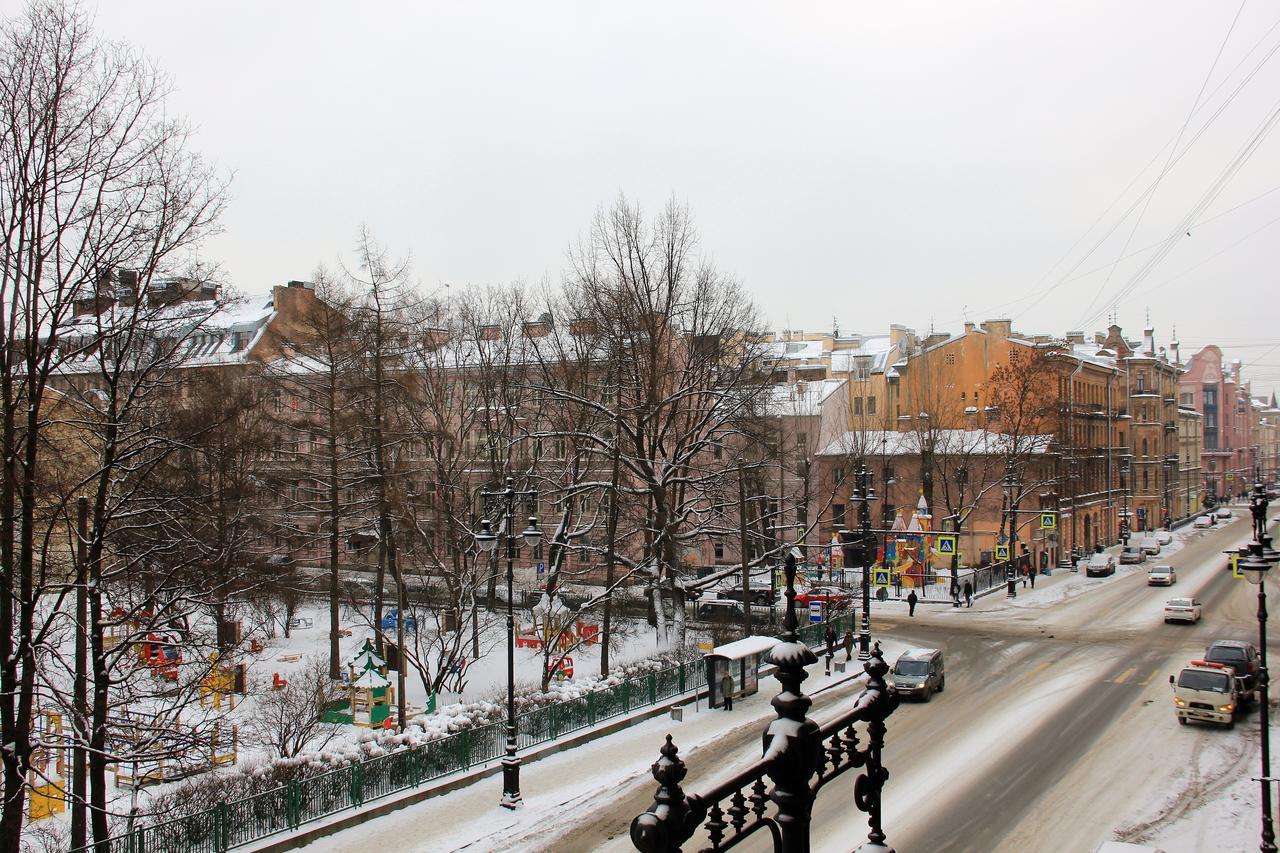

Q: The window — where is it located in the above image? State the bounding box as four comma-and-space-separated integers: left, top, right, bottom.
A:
961, 391, 966, 400
853, 397, 863, 415
714, 542, 725, 560
833, 503, 846, 528
867, 396, 876, 414
1142, 438, 1148, 457
1143, 470, 1149, 491
833, 467, 845, 486
945, 353, 956, 365
796, 431, 807, 450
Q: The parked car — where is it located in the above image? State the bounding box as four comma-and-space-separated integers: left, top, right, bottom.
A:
794, 586, 852, 608
1138, 536, 1161, 556
1193, 515, 1214, 529
1205, 639, 1261, 696
1119, 545, 1147, 565
1086, 553, 1117, 577
1164, 597, 1202, 623
890, 648, 945, 701
716, 585, 777, 606
1155, 529, 1173, 545
1170, 660, 1239, 728
1215, 507, 1233, 520
1147, 565, 1176, 586
697, 600, 746, 621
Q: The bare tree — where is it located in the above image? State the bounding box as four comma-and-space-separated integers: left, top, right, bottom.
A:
0, 4, 226, 849
243, 658, 340, 760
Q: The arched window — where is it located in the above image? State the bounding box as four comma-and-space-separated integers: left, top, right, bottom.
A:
1143, 470, 1149, 492
1142, 438, 1148, 457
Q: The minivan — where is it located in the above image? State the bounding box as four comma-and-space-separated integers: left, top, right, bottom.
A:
891, 648, 945, 701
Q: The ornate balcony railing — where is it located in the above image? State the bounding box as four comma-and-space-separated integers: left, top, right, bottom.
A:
630, 555, 900, 853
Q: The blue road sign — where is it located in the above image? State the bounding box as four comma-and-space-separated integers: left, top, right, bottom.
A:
809, 601, 823, 623
536, 562, 545, 577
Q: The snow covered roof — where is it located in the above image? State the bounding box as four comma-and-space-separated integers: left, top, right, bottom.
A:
762, 379, 846, 417
816, 429, 1053, 458
706, 635, 780, 661
1069, 343, 1119, 370
351, 667, 391, 689
56, 294, 276, 374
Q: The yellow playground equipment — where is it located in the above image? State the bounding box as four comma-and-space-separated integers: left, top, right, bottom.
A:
26, 709, 67, 821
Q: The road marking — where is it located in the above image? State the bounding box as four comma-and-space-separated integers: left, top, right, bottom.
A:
1026, 661, 1052, 678
1139, 669, 1161, 686
1110, 666, 1137, 684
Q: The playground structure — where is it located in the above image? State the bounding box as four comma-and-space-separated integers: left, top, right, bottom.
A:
341, 638, 396, 727
515, 599, 601, 651
25, 709, 67, 821
198, 652, 245, 711
110, 709, 237, 788
138, 631, 182, 681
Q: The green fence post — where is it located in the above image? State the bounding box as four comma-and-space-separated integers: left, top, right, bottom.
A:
214, 801, 230, 852
411, 744, 423, 786
622, 680, 631, 710
549, 704, 559, 740
678, 662, 686, 692
587, 691, 596, 726
648, 673, 657, 704
350, 762, 363, 807
286, 780, 302, 830
458, 729, 471, 769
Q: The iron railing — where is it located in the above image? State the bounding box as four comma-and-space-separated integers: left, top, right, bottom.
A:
630, 555, 899, 852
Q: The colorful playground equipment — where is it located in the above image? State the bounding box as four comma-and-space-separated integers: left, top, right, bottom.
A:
198, 652, 245, 710
110, 710, 237, 788
139, 631, 182, 680
26, 709, 67, 821
515, 613, 601, 651
343, 638, 395, 727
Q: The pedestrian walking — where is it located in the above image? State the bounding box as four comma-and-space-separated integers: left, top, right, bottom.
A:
843, 629, 854, 661
1029, 567, 1036, 589
963, 580, 973, 607
1021, 567, 1028, 589
720, 669, 734, 711
824, 625, 837, 655
907, 589, 918, 617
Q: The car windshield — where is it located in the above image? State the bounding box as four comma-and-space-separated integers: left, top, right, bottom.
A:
1178, 670, 1230, 692
1168, 599, 1192, 607
1208, 647, 1247, 663
1149, 567, 1168, 573
894, 660, 929, 677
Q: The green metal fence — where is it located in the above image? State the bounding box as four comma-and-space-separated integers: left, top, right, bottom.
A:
102, 615, 854, 853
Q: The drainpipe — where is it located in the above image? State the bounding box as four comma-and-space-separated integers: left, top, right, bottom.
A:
1069, 358, 1085, 560
1106, 371, 1114, 546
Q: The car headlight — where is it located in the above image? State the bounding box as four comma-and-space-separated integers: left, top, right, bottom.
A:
1220, 704, 1235, 713
1173, 697, 1187, 707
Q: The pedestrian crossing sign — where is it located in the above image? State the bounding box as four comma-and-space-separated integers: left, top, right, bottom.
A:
995, 544, 1010, 561
936, 534, 957, 555
1232, 554, 1243, 579
1040, 512, 1057, 530
872, 568, 891, 588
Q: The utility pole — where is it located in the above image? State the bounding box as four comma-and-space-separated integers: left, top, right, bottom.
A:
738, 458, 752, 637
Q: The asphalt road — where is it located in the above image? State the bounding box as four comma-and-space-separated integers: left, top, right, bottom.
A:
494, 510, 1275, 852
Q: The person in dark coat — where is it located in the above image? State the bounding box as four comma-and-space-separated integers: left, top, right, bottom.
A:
962, 580, 973, 607
824, 625, 837, 656
720, 669, 734, 711
907, 589, 918, 617
843, 629, 854, 661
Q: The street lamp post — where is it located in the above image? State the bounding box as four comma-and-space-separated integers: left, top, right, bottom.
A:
1004, 463, 1019, 599
1120, 457, 1132, 546
854, 464, 878, 661
1244, 482, 1279, 853
950, 466, 968, 607
474, 478, 542, 810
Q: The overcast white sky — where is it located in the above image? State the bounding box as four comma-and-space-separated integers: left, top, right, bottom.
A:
81, 1, 1280, 394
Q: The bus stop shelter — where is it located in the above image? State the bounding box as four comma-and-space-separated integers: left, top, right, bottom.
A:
705, 635, 780, 709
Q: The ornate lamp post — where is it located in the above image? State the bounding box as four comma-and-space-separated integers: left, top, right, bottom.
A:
474, 477, 542, 809
1243, 482, 1279, 853
853, 464, 878, 661
1003, 462, 1019, 599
